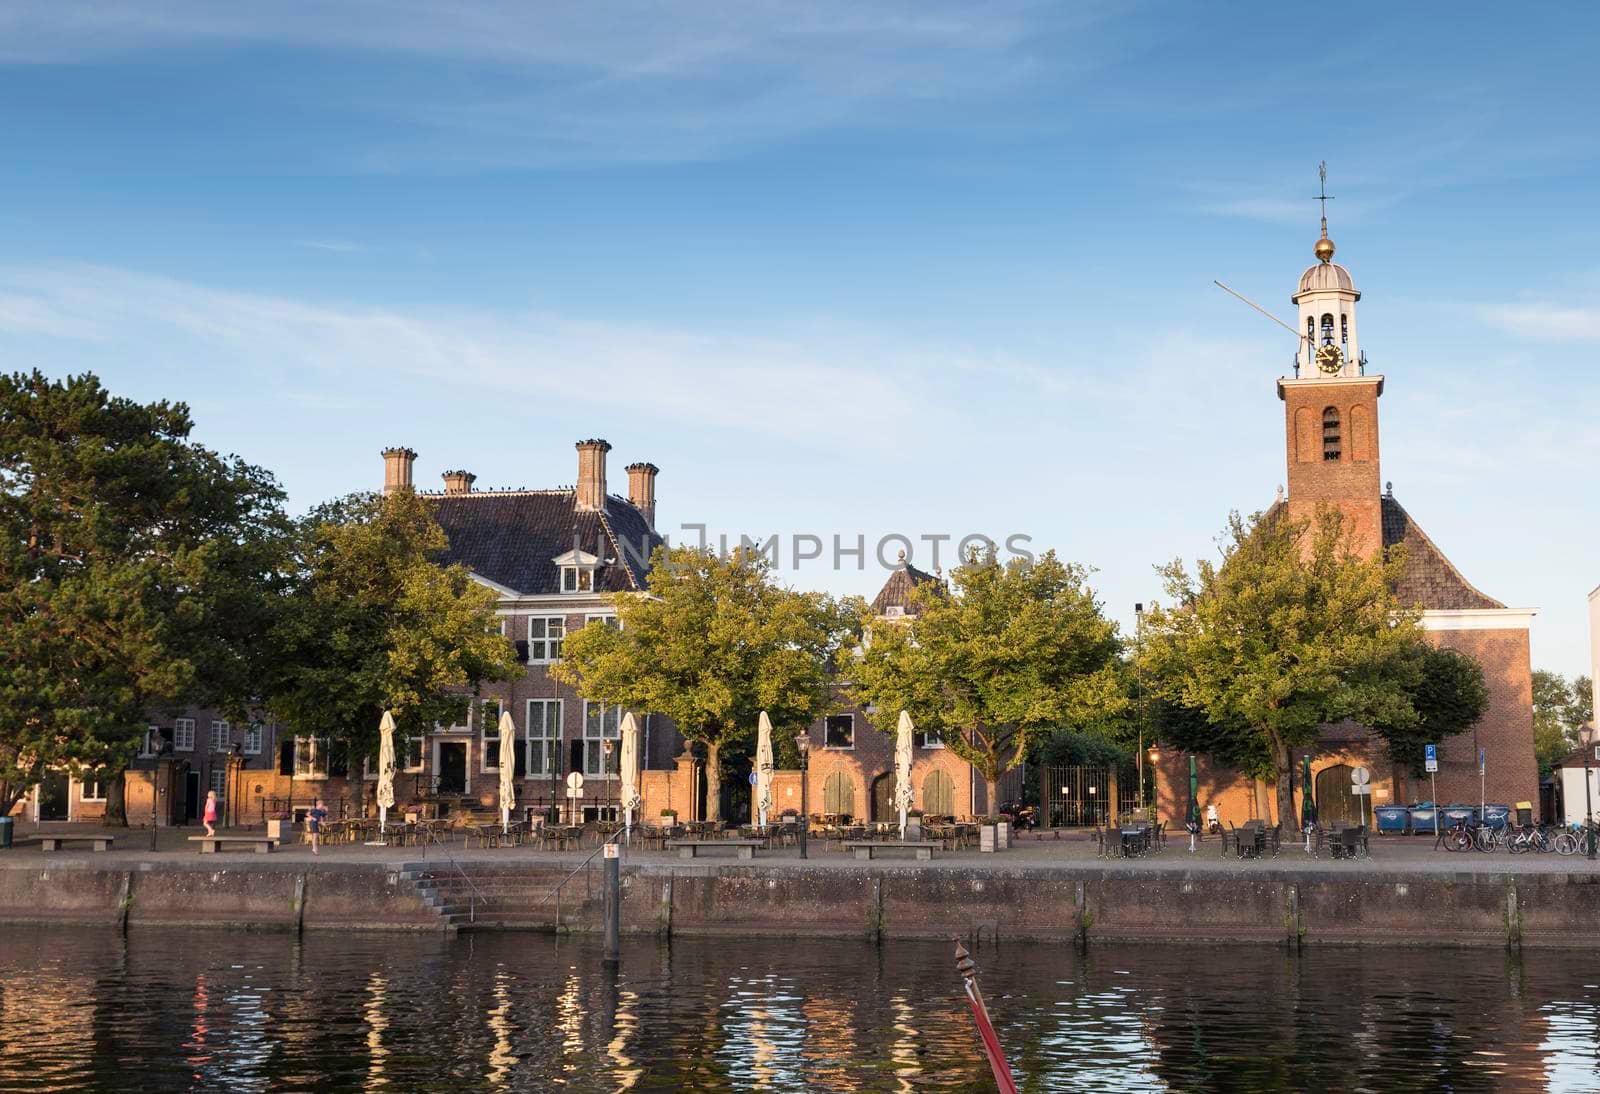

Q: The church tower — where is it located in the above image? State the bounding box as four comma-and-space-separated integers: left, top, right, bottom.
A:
1279, 165, 1384, 558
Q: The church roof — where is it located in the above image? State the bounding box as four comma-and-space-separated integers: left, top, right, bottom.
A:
429, 490, 662, 596
1380, 495, 1505, 611
1296, 261, 1356, 295
1262, 494, 1505, 611
870, 562, 941, 617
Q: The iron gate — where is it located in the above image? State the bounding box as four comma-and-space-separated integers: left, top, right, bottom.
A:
1042, 762, 1147, 827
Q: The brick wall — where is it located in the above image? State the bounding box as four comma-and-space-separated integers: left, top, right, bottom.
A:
1424, 626, 1540, 815
1281, 378, 1384, 558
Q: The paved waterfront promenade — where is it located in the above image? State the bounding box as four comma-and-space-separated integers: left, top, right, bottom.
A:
4, 821, 1598, 879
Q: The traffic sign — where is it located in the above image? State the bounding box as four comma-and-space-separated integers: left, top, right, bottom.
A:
749, 771, 758, 786
1479, 748, 1486, 772
1351, 766, 1371, 786
1424, 744, 1438, 773
1352, 784, 1372, 796
565, 772, 584, 793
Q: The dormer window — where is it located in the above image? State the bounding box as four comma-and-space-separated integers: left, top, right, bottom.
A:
552, 548, 601, 595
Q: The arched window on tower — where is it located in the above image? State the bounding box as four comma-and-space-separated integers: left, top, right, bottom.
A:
1320, 313, 1336, 347
1340, 313, 1349, 350
1322, 406, 1341, 461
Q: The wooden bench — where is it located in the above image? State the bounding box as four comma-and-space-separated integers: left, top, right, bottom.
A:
189, 835, 279, 855
667, 839, 763, 860
846, 840, 939, 861
39, 835, 117, 853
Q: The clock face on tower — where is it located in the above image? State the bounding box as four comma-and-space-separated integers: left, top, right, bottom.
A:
1315, 343, 1343, 375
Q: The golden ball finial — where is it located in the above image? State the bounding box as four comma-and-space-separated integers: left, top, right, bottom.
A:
1314, 236, 1335, 263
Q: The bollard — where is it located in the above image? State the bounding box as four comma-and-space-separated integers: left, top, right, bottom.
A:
603, 844, 620, 964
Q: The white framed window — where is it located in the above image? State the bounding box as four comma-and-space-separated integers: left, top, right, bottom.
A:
78, 773, 105, 802
173, 719, 196, 753
915, 729, 944, 750
140, 726, 160, 758
403, 736, 424, 772
582, 701, 622, 777
242, 723, 263, 755
293, 736, 330, 778
584, 612, 619, 628
209, 720, 230, 752
529, 615, 565, 661
209, 768, 227, 798
479, 698, 506, 772
824, 714, 854, 750
492, 616, 508, 637
526, 699, 562, 777
561, 566, 595, 593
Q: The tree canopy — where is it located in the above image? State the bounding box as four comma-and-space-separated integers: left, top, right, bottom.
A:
0, 370, 289, 817
1533, 670, 1595, 777
850, 549, 1126, 818
1138, 507, 1428, 829
550, 545, 858, 822
267, 489, 519, 765
1372, 646, 1488, 773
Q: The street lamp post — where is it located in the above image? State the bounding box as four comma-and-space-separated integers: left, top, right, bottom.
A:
1146, 744, 1160, 825
1134, 602, 1147, 817
795, 733, 811, 860
1581, 723, 1597, 861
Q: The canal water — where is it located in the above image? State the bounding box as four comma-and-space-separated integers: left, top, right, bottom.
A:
0, 928, 1596, 1092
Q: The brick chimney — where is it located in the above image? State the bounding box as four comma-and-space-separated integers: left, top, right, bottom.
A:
381, 447, 417, 495
441, 469, 476, 495
575, 438, 611, 511
625, 462, 659, 528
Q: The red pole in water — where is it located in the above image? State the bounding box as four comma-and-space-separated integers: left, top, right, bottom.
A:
954, 940, 1019, 1094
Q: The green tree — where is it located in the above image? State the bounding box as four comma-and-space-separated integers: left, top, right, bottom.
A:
1372, 646, 1488, 773
1138, 508, 1425, 829
550, 546, 857, 823
268, 490, 518, 775
0, 370, 290, 820
850, 549, 1126, 819
1533, 670, 1594, 777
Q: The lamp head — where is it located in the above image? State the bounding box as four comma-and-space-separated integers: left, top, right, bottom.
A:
1581, 722, 1598, 748
794, 733, 810, 755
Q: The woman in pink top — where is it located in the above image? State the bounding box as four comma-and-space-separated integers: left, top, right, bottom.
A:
202, 790, 220, 836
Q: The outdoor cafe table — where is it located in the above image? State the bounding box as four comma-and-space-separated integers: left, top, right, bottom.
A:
1119, 826, 1151, 857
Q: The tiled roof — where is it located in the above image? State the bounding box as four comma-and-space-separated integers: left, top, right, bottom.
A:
870, 563, 941, 617
430, 491, 662, 596
1381, 495, 1504, 611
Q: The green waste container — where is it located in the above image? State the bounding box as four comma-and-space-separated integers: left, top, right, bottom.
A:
0, 816, 12, 848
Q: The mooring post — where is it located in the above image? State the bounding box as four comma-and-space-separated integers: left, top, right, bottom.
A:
603, 843, 621, 963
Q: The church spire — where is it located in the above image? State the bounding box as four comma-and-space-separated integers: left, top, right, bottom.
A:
1313, 160, 1336, 263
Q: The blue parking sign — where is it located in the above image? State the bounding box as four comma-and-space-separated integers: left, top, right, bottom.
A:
1424, 744, 1436, 763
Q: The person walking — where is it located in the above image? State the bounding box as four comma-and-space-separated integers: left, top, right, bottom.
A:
307, 798, 328, 856
202, 790, 220, 837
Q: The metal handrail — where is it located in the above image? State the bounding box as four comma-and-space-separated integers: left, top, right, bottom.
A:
417, 822, 484, 924
534, 823, 626, 930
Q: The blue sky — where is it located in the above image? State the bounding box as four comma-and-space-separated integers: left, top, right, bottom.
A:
1, 2, 1597, 678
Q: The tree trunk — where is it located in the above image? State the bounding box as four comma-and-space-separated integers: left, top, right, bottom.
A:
106, 769, 128, 826
704, 741, 722, 824
1274, 743, 1296, 833
984, 776, 999, 820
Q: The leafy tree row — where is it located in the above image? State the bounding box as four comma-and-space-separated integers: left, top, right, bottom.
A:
0, 372, 514, 821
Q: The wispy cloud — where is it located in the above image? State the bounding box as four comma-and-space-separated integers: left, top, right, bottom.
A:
0, 2, 1116, 167
0, 263, 954, 446
1482, 301, 1600, 342
295, 239, 363, 254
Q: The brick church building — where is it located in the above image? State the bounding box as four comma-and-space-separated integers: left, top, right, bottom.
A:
1152, 219, 1540, 826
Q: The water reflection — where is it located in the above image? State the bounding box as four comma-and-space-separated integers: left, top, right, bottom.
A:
0, 929, 1596, 1091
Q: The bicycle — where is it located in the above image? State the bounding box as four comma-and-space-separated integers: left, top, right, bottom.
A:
1507, 823, 1554, 854
1554, 823, 1598, 857
1437, 817, 1475, 853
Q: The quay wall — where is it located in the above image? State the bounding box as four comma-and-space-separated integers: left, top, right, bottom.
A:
4, 860, 1600, 947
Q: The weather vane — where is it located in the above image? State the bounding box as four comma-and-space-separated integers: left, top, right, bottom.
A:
1315, 160, 1334, 238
